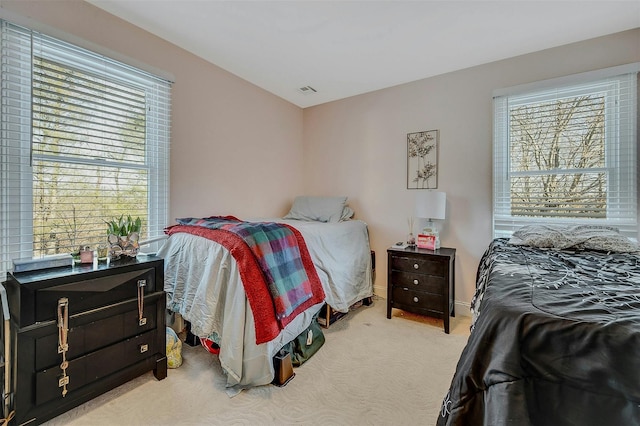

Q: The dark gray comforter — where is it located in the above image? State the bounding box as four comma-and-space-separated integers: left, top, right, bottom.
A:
437, 238, 640, 426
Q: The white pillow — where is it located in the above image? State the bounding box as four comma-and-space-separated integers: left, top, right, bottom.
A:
283, 196, 348, 223
340, 206, 355, 221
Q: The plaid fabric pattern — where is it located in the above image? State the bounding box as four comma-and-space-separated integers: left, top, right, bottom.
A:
176, 216, 315, 320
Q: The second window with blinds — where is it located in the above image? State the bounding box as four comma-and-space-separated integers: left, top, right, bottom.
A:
492, 64, 638, 239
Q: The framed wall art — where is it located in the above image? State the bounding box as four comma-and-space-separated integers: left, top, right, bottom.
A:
407, 129, 438, 189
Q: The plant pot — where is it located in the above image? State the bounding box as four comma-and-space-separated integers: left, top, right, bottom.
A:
108, 232, 140, 260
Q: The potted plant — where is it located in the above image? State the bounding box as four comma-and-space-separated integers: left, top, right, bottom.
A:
105, 215, 142, 259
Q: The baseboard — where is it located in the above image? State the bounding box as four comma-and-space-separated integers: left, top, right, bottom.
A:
454, 300, 471, 317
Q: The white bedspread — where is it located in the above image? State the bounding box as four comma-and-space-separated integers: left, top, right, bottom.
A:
275, 219, 373, 311
158, 219, 372, 392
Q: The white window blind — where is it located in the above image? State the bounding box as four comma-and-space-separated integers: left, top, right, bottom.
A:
0, 21, 171, 275
493, 65, 638, 239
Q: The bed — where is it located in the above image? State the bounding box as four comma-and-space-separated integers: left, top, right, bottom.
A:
438, 225, 640, 426
157, 198, 372, 394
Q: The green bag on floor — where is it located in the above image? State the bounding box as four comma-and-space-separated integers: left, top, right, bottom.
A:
281, 317, 325, 366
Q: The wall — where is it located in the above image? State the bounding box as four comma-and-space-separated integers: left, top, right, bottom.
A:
0, 0, 305, 222
1, 1, 638, 313
303, 28, 640, 310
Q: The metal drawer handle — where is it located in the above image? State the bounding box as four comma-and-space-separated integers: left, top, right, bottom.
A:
413, 279, 419, 285
413, 263, 419, 269
413, 297, 419, 303
58, 375, 70, 387
139, 344, 149, 354
57, 298, 70, 397
138, 280, 146, 327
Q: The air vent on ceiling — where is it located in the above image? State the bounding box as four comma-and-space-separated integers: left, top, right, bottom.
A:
298, 85, 317, 94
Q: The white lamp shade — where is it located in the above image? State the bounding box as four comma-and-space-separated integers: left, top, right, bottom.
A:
415, 191, 446, 220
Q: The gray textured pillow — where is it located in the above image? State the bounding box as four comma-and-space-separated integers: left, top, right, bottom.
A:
509, 224, 639, 253
283, 196, 348, 223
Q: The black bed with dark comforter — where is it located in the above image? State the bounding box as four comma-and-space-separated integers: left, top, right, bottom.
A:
438, 238, 640, 426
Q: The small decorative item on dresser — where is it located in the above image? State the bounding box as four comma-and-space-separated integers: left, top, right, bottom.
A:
79, 245, 94, 264
387, 245, 456, 333
97, 244, 109, 262
105, 215, 142, 260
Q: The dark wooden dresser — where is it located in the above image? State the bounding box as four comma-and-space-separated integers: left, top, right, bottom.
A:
387, 246, 456, 333
3, 256, 166, 425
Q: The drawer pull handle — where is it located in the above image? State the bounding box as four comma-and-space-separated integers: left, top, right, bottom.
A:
413, 263, 419, 269
57, 297, 70, 397
413, 279, 419, 285
413, 297, 419, 303
138, 281, 146, 328
139, 344, 149, 354
58, 375, 70, 387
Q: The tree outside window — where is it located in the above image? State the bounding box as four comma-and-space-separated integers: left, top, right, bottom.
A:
493, 68, 637, 239
509, 94, 606, 219
32, 56, 149, 256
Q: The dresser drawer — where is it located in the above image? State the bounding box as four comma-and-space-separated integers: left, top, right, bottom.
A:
6, 259, 163, 327
390, 270, 445, 295
390, 255, 445, 276
35, 329, 159, 405
34, 298, 160, 371
34, 267, 155, 323
391, 286, 443, 314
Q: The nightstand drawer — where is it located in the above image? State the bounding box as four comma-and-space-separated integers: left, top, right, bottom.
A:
390, 271, 444, 294
391, 287, 443, 313
390, 255, 445, 276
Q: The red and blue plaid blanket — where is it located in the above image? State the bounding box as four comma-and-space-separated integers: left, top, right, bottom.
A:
166, 216, 325, 344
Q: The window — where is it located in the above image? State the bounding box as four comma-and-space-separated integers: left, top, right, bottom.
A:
0, 21, 171, 274
493, 64, 638, 239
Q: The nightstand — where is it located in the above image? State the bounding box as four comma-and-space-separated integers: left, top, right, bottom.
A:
387, 246, 456, 333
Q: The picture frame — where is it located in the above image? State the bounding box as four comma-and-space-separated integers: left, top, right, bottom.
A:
407, 129, 438, 189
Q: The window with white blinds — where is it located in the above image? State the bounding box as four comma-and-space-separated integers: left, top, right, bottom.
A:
493, 64, 638, 239
0, 21, 171, 275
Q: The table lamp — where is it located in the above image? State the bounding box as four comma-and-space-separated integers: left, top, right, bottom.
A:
415, 191, 446, 249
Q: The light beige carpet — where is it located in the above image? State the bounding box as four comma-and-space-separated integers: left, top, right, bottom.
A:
44, 297, 470, 425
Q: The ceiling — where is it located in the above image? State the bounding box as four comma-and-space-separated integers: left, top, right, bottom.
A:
86, 1, 640, 108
